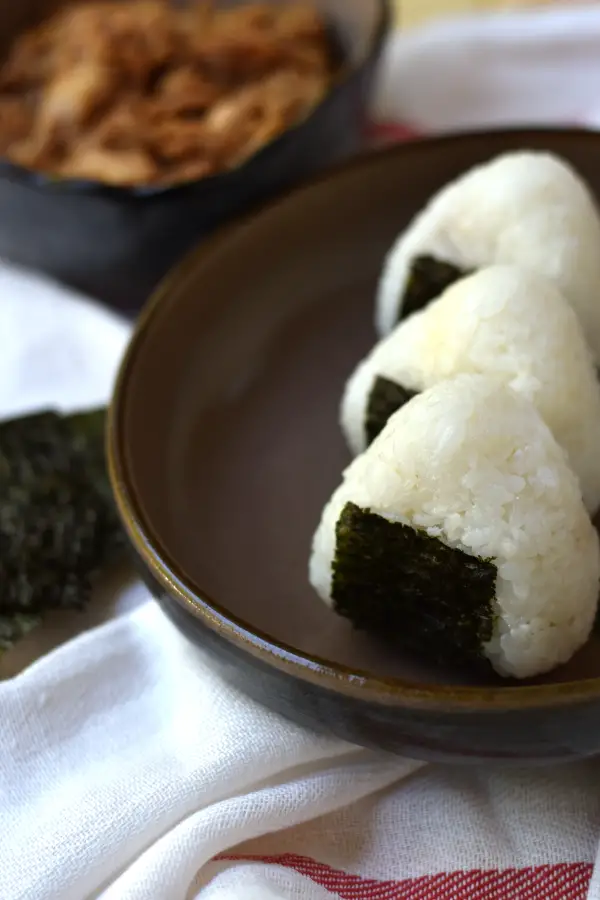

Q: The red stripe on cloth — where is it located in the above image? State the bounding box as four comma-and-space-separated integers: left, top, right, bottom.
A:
216, 853, 593, 899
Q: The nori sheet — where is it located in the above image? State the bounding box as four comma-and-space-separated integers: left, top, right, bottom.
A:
331, 502, 497, 667
0, 612, 40, 652
365, 376, 417, 446
400, 255, 467, 322
0, 408, 126, 650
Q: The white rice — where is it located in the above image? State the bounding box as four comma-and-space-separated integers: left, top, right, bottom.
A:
311, 374, 600, 679
343, 265, 600, 514
375, 151, 600, 361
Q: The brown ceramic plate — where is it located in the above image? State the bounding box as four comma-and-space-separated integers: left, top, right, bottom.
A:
109, 128, 600, 764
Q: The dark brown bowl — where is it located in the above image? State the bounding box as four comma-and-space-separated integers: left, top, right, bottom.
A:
0, 0, 389, 313
109, 128, 600, 764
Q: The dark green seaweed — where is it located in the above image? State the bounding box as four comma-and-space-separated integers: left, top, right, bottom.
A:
400, 255, 468, 322
0, 612, 41, 652
365, 376, 417, 446
331, 502, 497, 666
0, 408, 126, 648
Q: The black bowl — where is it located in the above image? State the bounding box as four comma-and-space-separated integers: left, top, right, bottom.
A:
0, 0, 389, 313
109, 128, 600, 765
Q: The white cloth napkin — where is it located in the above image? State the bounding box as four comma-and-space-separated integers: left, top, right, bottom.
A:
374, 2, 600, 134
5, 5, 600, 898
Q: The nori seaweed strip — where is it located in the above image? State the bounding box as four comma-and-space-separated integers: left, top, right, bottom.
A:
365, 377, 417, 446
0, 612, 40, 651
400, 255, 468, 322
331, 502, 497, 667
0, 408, 126, 635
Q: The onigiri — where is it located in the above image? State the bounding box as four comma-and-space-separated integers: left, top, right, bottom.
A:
375, 151, 600, 360
310, 374, 600, 679
343, 265, 600, 514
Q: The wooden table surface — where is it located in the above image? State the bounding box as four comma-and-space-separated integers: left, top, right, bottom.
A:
395, 0, 554, 28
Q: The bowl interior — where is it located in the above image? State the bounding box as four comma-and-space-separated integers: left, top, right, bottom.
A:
114, 129, 600, 692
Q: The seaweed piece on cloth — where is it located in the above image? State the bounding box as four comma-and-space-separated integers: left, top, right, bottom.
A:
0, 408, 126, 645
0, 611, 41, 652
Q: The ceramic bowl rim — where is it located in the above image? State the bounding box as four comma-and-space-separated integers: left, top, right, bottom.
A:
108, 126, 600, 713
0, 0, 391, 199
